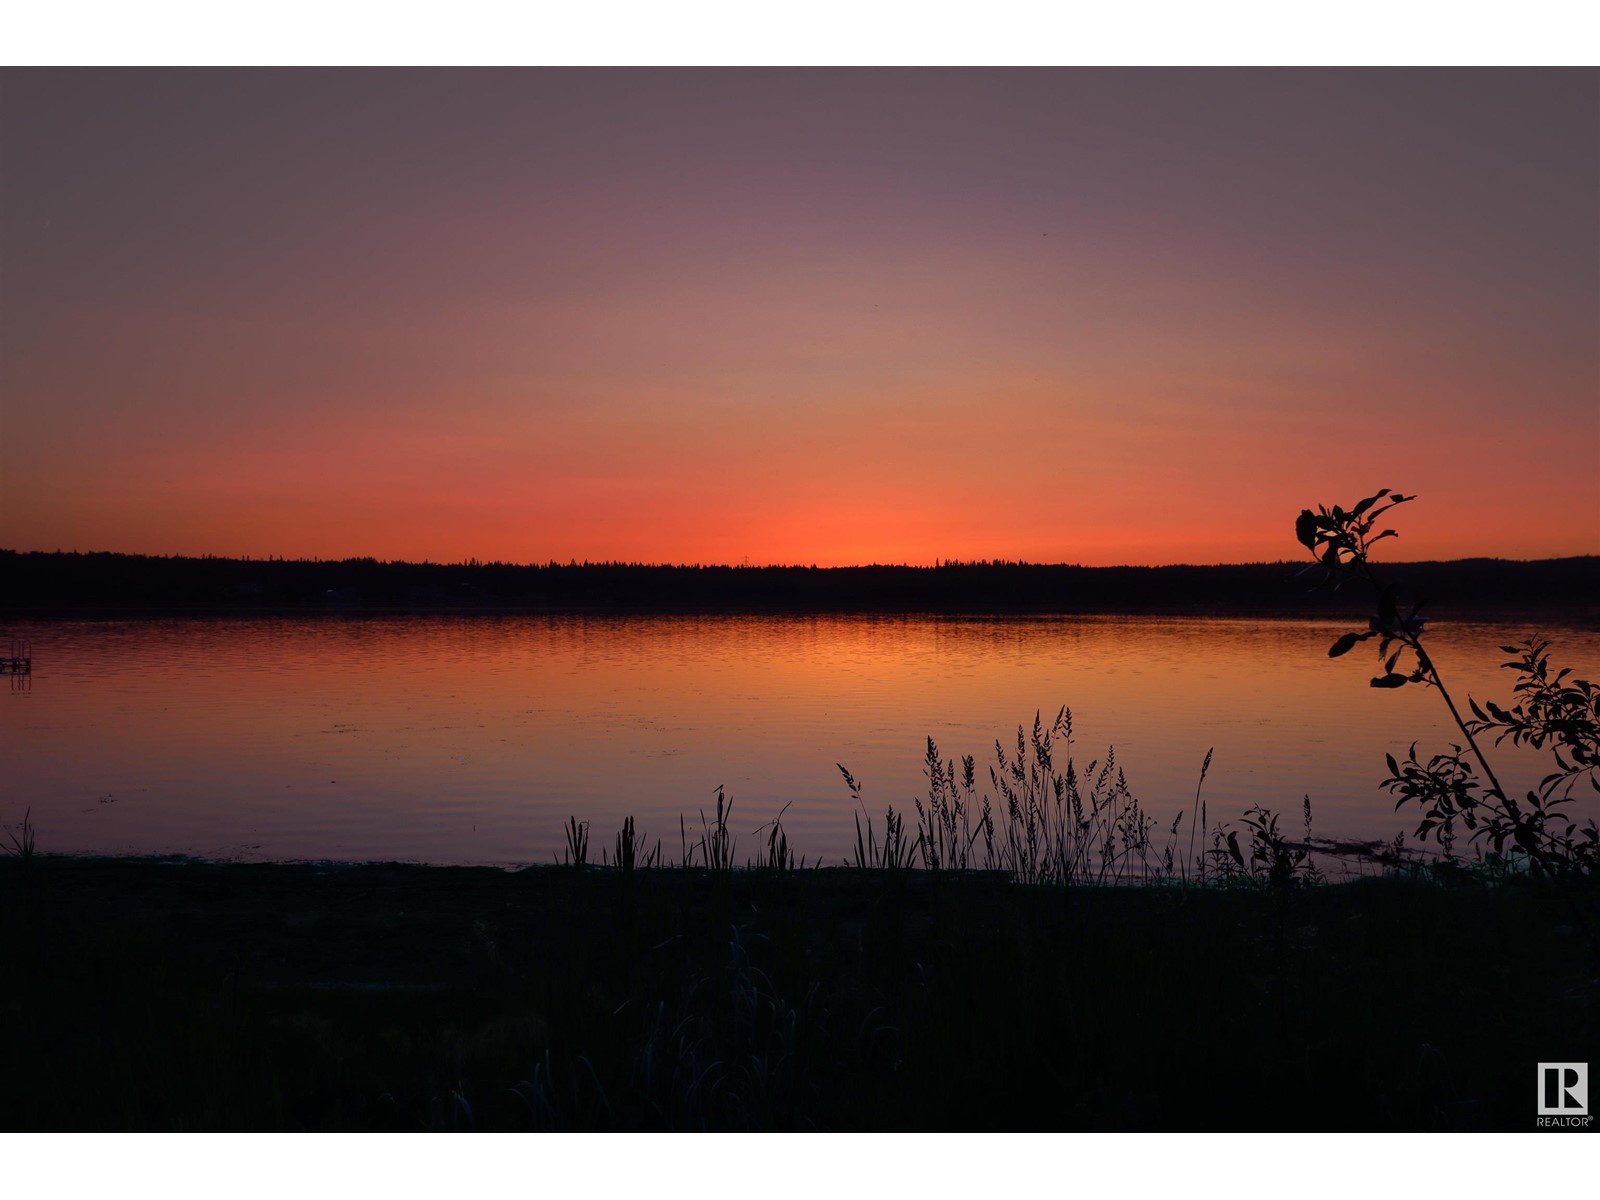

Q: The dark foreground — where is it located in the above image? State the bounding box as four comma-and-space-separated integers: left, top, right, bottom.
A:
2, 855, 1596, 1132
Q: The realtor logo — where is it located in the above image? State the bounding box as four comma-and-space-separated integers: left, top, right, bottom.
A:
1538, 1063, 1587, 1116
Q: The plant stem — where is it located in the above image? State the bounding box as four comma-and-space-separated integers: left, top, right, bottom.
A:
1412, 644, 1516, 818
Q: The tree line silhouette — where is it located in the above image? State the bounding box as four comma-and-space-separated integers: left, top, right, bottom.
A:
3, 548, 1594, 616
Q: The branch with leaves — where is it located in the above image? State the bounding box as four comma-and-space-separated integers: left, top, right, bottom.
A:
1297, 490, 1597, 876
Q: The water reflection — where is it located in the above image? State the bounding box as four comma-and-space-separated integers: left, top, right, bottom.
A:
2, 614, 1595, 866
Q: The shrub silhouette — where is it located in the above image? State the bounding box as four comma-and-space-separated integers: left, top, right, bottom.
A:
1297, 489, 1599, 877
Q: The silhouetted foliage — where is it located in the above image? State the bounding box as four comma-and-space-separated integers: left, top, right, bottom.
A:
604, 816, 661, 873
561, 816, 589, 868
2, 807, 34, 866
1300, 491, 1599, 878
841, 766, 918, 872
682, 786, 736, 873
1209, 803, 1320, 886
839, 708, 1223, 886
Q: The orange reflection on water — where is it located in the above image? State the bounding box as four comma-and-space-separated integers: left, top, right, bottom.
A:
5, 614, 1596, 866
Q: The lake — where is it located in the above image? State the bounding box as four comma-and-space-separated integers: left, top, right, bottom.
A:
4, 614, 1596, 867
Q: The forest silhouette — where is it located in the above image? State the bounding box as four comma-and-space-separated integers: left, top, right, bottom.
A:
3, 548, 1594, 616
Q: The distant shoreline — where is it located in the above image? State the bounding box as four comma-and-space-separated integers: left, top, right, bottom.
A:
6, 603, 1598, 624
3, 548, 1596, 621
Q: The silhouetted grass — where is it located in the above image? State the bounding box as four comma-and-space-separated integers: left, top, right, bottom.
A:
603, 815, 661, 873
835, 709, 1319, 888
3, 806, 35, 865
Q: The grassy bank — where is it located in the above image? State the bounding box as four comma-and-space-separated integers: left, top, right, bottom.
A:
2, 854, 1595, 1132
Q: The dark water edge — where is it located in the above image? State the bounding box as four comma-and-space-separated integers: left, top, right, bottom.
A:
4, 854, 1595, 1132
4, 549, 1597, 620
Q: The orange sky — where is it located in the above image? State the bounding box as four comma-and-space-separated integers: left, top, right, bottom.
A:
2, 69, 1596, 566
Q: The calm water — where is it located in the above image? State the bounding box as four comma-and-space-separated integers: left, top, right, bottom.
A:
4, 614, 1597, 866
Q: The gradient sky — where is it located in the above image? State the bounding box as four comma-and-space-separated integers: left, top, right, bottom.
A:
2, 68, 1596, 566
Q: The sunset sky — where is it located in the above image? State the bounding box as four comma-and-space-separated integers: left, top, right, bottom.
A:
2, 68, 1596, 566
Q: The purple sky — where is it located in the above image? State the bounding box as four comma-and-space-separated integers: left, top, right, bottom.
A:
3, 69, 1596, 564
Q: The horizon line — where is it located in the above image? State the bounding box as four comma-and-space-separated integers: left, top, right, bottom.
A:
5, 546, 1597, 573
